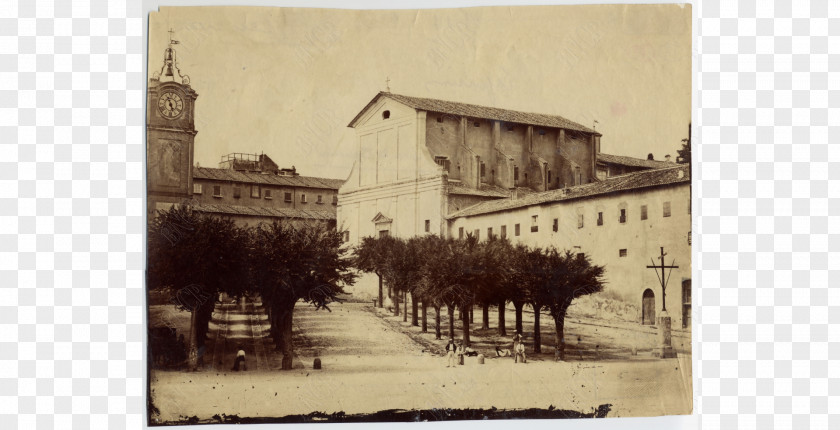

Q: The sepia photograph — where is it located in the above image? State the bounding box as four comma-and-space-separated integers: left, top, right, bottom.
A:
145, 4, 693, 425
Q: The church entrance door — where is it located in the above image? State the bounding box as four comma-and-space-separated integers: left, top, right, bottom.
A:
642, 289, 655, 325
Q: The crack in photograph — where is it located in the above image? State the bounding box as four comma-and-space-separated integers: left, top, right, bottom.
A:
145, 4, 693, 426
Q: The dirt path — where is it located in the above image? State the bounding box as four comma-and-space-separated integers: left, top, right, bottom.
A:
151, 300, 691, 423
205, 301, 272, 372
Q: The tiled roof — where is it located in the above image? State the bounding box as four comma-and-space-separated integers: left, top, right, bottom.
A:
192, 203, 335, 221
447, 182, 511, 198
349, 92, 599, 134
193, 167, 345, 190
447, 164, 690, 219
597, 153, 674, 169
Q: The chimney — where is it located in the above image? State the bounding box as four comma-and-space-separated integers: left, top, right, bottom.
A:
510, 188, 519, 200
664, 154, 672, 163
647, 153, 654, 160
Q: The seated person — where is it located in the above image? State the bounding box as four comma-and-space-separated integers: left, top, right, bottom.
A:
495, 345, 511, 357
463, 346, 479, 357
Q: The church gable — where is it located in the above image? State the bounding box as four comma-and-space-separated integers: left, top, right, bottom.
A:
349, 94, 417, 129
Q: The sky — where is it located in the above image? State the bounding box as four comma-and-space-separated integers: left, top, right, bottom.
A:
148, 5, 692, 180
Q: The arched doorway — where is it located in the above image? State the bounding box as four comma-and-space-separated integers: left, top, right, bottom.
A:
642, 289, 656, 325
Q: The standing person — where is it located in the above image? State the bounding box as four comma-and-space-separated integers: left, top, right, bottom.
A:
514, 332, 527, 363
456, 341, 466, 365
445, 338, 457, 367
232, 345, 246, 371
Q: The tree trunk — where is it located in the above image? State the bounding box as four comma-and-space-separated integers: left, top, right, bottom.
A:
553, 306, 568, 361
514, 301, 524, 334
280, 303, 295, 370
447, 305, 455, 339
378, 274, 383, 308
393, 290, 400, 316
187, 308, 199, 371
421, 300, 428, 332
533, 303, 542, 353
411, 293, 419, 326
434, 305, 441, 339
497, 299, 507, 336
469, 307, 474, 324
403, 291, 408, 322
482, 303, 490, 330
461, 305, 471, 347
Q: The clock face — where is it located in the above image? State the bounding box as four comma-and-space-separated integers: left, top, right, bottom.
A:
158, 91, 184, 119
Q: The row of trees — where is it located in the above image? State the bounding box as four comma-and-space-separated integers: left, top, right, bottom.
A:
354, 235, 606, 360
148, 205, 355, 370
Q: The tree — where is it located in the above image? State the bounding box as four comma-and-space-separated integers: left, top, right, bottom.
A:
354, 236, 388, 308
530, 249, 605, 361
677, 122, 691, 165
147, 205, 249, 370
251, 220, 356, 370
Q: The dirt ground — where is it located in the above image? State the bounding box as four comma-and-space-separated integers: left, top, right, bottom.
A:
149, 301, 692, 424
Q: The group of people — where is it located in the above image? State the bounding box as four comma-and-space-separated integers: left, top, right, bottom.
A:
445, 332, 527, 367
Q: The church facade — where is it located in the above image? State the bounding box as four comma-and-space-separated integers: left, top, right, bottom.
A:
338, 92, 691, 327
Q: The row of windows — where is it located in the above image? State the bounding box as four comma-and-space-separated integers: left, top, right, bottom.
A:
458, 200, 688, 239
432, 115, 549, 135
582, 200, 687, 228
193, 183, 337, 205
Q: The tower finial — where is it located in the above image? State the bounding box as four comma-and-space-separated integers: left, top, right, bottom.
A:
156, 28, 189, 84
385, 76, 391, 93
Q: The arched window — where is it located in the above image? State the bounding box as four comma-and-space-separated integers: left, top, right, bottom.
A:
382, 110, 391, 119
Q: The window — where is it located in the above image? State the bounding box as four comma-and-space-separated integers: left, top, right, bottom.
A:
531, 215, 539, 233
619, 249, 627, 257
515, 224, 520, 236
480, 162, 485, 178
284, 192, 292, 202
514, 166, 519, 181
213, 185, 221, 197
301, 194, 307, 203
500, 225, 507, 239
473, 121, 480, 127
641, 205, 648, 220
379, 230, 389, 238
333, 195, 338, 205
251, 185, 260, 198
264, 189, 272, 199
233, 186, 241, 199
506, 124, 514, 132
553, 218, 558, 232
577, 214, 584, 229
538, 129, 546, 136
437, 116, 443, 123
619, 208, 626, 224
597, 212, 603, 226
343, 231, 350, 242
663, 201, 671, 217
317, 195, 323, 204
425, 220, 430, 233
382, 110, 390, 119
525, 173, 528, 183
487, 227, 493, 238
434, 156, 451, 172
474, 229, 480, 240
575, 166, 581, 185
193, 183, 202, 194
547, 170, 552, 184
459, 227, 464, 239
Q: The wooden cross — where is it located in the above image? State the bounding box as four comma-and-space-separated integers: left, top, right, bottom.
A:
168, 28, 175, 43
385, 76, 391, 92
646, 246, 679, 311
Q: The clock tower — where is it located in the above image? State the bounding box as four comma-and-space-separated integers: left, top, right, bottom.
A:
147, 29, 198, 216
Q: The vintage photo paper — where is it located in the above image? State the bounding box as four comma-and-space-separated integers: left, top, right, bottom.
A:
145, 4, 693, 425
